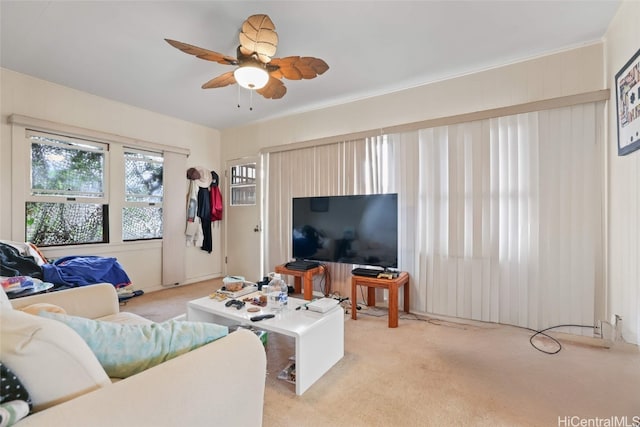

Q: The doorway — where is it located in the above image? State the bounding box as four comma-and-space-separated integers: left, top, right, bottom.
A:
224, 157, 262, 281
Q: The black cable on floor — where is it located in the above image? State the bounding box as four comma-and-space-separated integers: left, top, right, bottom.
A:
435, 319, 597, 355
523, 324, 596, 355
352, 306, 596, 355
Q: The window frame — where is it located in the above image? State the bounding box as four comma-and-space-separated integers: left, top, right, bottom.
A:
229, 162, 257, 206
26, 130, 110, 246
22, 130, 168, 247
122, 147, 164, 242
27, 130, 109, 204
9, 114, 190, 251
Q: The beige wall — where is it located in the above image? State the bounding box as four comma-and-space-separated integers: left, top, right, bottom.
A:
604, 0, 640, 344
221, 43, 604, 160
0, 69, 223, 292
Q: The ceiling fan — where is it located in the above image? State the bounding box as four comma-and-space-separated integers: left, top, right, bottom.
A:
165, 14, 329, 100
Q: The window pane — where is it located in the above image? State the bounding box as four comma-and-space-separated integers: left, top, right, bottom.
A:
30, 136, 105, 198
231, 186, 256, 205
230, 163, 256, 206
26, 202, 107, 246
231, 164, 255, 184
124, 151, 163, 203
122, 206, 163, 240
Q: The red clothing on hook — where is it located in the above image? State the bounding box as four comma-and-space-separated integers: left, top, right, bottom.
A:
210, 184, 223, 222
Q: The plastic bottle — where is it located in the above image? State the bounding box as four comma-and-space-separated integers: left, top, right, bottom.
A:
267, 273, 288, 312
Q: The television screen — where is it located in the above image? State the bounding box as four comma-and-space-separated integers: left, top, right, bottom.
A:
292, 193, 398, 268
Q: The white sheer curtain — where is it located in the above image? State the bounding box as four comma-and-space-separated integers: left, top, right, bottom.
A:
402, 102, 603, 331
263, 102, 603, 331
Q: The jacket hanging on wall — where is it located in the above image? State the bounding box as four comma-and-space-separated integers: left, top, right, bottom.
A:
197, 185, 213, 253
187, 166, 213, 253
210, 170, 223, 222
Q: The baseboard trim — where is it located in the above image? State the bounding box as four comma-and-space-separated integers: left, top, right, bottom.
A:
410, 311, 611, 348
547, 331, 611, 349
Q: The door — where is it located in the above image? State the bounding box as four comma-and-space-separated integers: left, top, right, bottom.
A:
224, 157, 262, 281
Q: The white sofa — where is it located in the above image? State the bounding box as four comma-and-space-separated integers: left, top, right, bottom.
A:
1, 283, 267, 426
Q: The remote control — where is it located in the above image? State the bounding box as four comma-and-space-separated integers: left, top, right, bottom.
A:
224, 299, 245, 310
250, 314, 275, 322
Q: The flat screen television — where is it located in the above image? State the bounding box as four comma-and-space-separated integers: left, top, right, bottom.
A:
292, 193, 398, 268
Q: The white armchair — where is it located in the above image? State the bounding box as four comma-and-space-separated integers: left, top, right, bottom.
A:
1, 284, 267, 427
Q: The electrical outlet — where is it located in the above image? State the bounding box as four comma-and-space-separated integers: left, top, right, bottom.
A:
593, 320, 602, 338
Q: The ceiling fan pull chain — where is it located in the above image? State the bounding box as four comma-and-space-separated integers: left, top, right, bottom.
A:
250, 89, 254, 111
237, 85, 241, 109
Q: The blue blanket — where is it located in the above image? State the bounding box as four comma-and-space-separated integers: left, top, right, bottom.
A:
42, 256, 131, 287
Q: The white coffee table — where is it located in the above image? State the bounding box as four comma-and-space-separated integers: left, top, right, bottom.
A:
187, 293, 344, 395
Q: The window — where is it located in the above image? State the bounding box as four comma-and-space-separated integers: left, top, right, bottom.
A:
230, 163, 256, 206
26, 131, 108, 246
122, 149, 163, 240
26, 133, 164, 245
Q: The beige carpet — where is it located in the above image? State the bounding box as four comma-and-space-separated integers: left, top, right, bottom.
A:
121, 280, 640, 427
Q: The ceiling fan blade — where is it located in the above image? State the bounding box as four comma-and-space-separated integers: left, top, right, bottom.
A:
269, 56, 329, 80
165, 38, 238, 66
202, 71, 236, 89
257, 76, 287, 99
239, 14, 278, 63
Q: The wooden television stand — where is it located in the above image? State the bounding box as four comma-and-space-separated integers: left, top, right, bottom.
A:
351, 271, 409, 328
275, 264, 330, 301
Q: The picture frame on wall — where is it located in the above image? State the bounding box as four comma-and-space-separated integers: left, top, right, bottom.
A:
615, 47, 640, 156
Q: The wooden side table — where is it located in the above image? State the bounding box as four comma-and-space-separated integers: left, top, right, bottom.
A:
351, 271, 409, 328
274, 264, 329, 300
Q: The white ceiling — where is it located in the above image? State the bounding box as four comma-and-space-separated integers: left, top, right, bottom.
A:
1, 1, 620, 130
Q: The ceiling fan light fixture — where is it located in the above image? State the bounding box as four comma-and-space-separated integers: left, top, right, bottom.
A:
233, 65, 269, 90
167, 14, 328, 100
